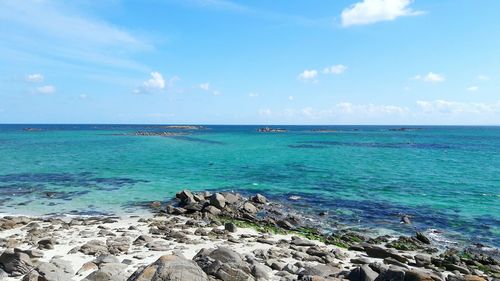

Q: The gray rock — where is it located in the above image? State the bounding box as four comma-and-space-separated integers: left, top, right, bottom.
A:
127, 255, 208, 281
203, 205, 221, 215
376, 266, 405, 281
146, 240, 171, 251
210, 193, 226, 209
0, 250, 33, 275
194, 247, 252, 281
290, 236, 316, 247
176, 189, 195, 204
77, 262, 99, 276
94, 255, 120, 266
349, 265, 379, 281
351, 257, 372, 264
364, 245, 408, 263
404, 269, 435, 281
414, 254, 432, 267
83, 263, 128, 281
25, 260, 74, 281
242, 202, 257, 214
252, 264, 271, 281
106, 237, 130, 254
133, 235, 152, 246
252, 194, 267, 204
80, 240, 109, 256
0, 268, 8, 279
384, 257, 409, 269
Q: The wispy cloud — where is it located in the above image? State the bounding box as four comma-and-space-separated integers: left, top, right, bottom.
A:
0, 1, 152, 72
323, 64, 347, 75
144, 72, 166, 90
36, 85, 56, 95
26, 73, 44, 83
412, 72, 445, 83
477, 75, 490, 81
177, 0, 329, 27
341, 0, 424, 27
467, 86, 479, 92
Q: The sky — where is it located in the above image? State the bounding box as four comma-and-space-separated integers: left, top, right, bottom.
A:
0, 0, 499, 125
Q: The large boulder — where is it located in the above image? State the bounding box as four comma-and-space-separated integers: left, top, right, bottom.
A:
0, 250, 33, 276
210, 193, 226, 209
176, 190, 195, 204
194, 247, 253, 281
364, 245, 408, 263
22, 259, 74, 281
127, 255, 208, 281
80, 240, 109, 256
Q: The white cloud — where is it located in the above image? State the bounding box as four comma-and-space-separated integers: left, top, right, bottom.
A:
477, 75, 490, 81
199, 82, 210, 91
212, 90, 221, 96
36, 85, 55, 94
79, 94, 88, 99
416, 100, 500, 114
413, 72, 445, 83
143, 72, 165, 90
26, 73, 44, 82
298, 69, 318, 82
323, 64, 347, 75
248, 92, 259, 98
341, 0, 423, 27
288, 96, 295, 101
467, 86, 479, 92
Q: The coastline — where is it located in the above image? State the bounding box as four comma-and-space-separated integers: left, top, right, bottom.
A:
0, 190, 498, 281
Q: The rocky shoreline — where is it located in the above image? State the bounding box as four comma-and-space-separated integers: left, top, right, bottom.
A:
0, 190, 498, 281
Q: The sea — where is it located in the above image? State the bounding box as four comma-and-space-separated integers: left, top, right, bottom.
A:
0, 124, 498, 248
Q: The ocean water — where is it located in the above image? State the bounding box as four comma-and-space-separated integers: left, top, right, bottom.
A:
0, 125, 498, 247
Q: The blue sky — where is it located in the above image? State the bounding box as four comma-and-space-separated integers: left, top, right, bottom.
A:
1, 0, 499, 125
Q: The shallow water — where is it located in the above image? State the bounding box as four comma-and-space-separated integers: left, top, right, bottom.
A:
0, 125, 498, 247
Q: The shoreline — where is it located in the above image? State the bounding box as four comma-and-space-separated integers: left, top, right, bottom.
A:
0, 190, 498, 281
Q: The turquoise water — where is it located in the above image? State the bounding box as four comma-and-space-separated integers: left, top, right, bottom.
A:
0, 125, 499, 246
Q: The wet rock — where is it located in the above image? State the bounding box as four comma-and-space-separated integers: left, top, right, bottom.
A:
252, 194, 267, 204
82, 263, 128, 281
128, 255, 208, 281
210, 193, 226, 209
0, 250, 33, 276
401, 215, 411, 224
225, 222, 237, 233
415, 232, 431, 245
176, 189, 195, 204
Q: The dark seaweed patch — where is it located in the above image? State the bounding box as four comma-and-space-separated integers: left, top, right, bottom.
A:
172, 136, 225, 145
299, 141, 452, 149
288, 144, 327, 149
